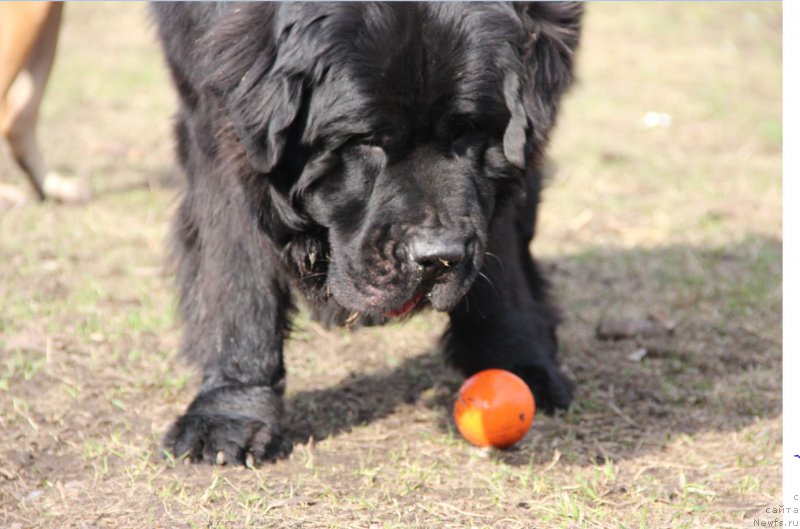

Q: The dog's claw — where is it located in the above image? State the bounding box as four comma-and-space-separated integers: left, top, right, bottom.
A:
245, 452, 255, 468
216, 450, 226, 465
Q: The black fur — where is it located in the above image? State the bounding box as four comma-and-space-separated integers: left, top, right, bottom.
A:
152, 2, 582, 465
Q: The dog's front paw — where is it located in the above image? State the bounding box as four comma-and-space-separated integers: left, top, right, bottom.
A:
42, 172, 92, 203
163, 384, 291, 466
512, 363, 574, 415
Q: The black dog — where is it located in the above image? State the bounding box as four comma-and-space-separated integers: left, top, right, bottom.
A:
152, 2, 582, 466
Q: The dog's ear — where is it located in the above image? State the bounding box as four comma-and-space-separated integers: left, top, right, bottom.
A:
204, 8, 305, 175
502, 72, 531, 170
228, 71, 304, 175
504, 2, 583, 169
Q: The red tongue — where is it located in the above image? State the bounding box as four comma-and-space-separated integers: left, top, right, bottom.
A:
384, 290, 425, 318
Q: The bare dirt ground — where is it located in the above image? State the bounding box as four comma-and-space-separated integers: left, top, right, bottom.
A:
0, 3, 782, 528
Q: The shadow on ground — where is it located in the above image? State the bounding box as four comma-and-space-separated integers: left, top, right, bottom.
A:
285, 234, 782, 466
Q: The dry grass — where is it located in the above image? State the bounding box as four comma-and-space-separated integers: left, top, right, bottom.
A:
0, 3, 781, 528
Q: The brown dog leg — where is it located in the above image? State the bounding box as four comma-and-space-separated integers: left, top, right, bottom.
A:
0, 3, 53, 96
0, 2, 90, 203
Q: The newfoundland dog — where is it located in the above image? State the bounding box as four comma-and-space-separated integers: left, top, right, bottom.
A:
152, 2, 583, 465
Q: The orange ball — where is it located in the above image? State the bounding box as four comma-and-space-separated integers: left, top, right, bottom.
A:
453, 369, 535, 449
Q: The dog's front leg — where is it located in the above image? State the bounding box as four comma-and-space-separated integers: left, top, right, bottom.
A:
442, 176, 574, 414
163, 185, 293, 466
0, 3, 91, 203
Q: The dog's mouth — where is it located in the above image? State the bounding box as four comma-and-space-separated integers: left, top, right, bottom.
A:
332, 244, 483, 318
384, 289, 426, 318
381, 256, 480, 318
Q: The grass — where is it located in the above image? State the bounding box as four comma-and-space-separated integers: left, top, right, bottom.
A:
0, 2, 782, 528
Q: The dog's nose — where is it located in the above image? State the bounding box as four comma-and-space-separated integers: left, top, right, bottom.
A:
408, 234, 466, 279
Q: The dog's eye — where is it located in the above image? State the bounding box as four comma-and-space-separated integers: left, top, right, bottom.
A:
449, 120, 472, 141
347, 135, 376, 148
447, 117, 474, 141
448, 118, 485, 156
375, 133, 399, 149
348, 132, 395, 150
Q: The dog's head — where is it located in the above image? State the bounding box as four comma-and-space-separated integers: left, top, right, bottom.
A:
205, 3, 582, 318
